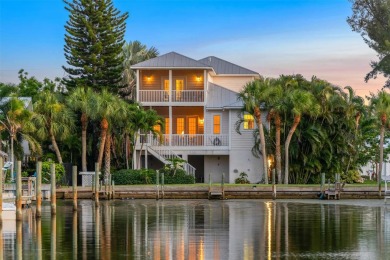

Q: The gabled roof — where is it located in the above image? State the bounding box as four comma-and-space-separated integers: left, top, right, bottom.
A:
198, 56, 259, 76
131, 52, 213, 69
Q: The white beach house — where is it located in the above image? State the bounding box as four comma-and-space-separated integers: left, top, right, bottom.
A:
131, 52, 265, 183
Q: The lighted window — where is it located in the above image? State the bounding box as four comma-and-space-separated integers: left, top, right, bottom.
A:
153, 124, 161, 133
188, 117, 197, 135
177, 118, 184, 134
244, 114, 255, 130
165, 118, 170, 134
213, 115, 221, 134
175, 79, 184, 100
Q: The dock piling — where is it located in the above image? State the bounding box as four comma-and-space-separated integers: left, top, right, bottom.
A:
156, 170, 160, 200
272, 169, 276, 200
94, 163, 99, 207
36, 161, 42, 218
50, 163, 56, 215
16, 161, 22, 221
0, 157, 3, 223
72, 166, 77, 211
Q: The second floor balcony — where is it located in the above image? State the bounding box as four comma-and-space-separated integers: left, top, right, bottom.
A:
139, 134, 229, 148
139, 90, 204, 103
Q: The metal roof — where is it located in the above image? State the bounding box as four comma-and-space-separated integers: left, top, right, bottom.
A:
131, 52, 213, 69
198, 56, 259, 75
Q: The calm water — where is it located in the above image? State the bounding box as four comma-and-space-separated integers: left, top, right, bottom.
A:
1, 199, 390, 259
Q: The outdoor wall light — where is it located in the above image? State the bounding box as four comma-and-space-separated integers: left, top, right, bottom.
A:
195, 76, 202, 82
146, 76, 152, 82
199, 118, 204, 124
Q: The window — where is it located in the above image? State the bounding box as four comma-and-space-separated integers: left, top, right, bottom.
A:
177, 118, 184, 134
164, 79, 169, 101
213, 115, 221, 134
188, 117, 197, 135
153, 124, 161, 133
244, 114, 254, 130
175, 79, 184, 100
165, 118, 170, 134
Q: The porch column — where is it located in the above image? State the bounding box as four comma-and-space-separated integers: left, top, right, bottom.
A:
169, 70, 172, 102
169, 106, 172, 146
203, 70, 207, 104
136, 70, 140, 102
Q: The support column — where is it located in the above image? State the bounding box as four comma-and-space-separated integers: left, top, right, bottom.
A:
169, 70, 172, 102
169, 106, 173, 146
136, 70, 140, 102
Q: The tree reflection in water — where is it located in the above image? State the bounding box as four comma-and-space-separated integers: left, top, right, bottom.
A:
1, 200, 390, 259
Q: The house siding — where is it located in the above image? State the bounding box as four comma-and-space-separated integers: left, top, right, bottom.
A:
212, 76, 255, 93
204, 155, 229, 183
228, 109, 264, 183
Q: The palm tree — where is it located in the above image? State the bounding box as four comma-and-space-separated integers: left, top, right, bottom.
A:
283, 87, 320, 184
120, 103, 140, 169
0, 96, 41, 178
67, 87, 95, 171
370, 90, 390, 195
120, 41, 159, 100
137, 109, 163, 169
90, 89, 129, 181
33, 90, 75, 164
238, 78, 270, 184
263, 78, 285, 183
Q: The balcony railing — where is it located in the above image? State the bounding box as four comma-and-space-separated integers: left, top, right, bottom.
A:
141, 134, 229, 147
139, 90, 204, 103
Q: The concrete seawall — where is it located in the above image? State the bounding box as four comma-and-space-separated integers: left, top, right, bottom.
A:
56, 185, 383, 200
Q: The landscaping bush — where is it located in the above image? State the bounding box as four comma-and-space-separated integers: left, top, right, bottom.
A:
41, 162, 65, 185
235, 172, 250, 184
112, 169, 156, 185
159, 168, 195, 184
112, 168, 195, 185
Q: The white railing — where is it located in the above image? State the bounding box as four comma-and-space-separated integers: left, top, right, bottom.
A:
139, 90, 204, 102
139, 90, 168, 102
172, 90, 204, 102
147, 145, 196, 178
142, 134, 229, 147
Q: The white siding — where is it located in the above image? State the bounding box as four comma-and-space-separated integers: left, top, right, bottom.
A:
204, 155, 229, 183
228, 109, 264, 183
204, 110, 229, 135
211, 76, 255, 92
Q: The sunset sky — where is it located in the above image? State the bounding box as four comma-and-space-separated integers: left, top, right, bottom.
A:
0, 0, 386, 97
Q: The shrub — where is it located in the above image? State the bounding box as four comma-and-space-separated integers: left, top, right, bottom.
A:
112, 169, 156, 185
112, 168, 195, 185
41, 162, 65, 185
235, 172, 250, 184
159, 168, 195, 184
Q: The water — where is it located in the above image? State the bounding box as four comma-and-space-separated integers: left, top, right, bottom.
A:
2, 199, 390, 259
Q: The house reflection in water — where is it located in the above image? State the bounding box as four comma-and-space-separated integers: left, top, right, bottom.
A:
2, 200, 390, 259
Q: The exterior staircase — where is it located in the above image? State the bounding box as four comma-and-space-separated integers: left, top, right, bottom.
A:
146, 145, 196, 177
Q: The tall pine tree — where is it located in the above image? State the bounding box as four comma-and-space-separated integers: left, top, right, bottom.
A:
63, 0, 128, 92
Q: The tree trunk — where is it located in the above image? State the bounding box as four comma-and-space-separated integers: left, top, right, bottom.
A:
104, 131, 111, 183
49, 128, 63, 164
98, 118, 108, 168
275, 114, 282, 184
125, 134, 129, 170
81, 113, 87, 172
379, 121, 385, 196
10, 132, 15, 181
284, 115, 301, 185
254, 107, 268, 184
